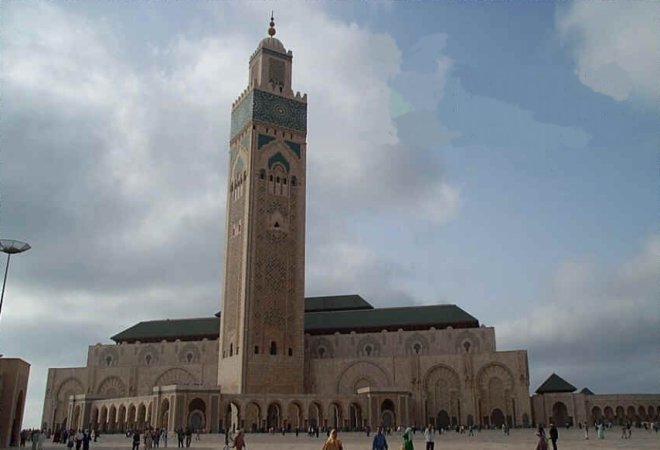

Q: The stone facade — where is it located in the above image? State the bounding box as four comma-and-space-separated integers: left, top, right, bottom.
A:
0, 357, 30, 447
40, 23, 660, 436
532, 392, 660, 427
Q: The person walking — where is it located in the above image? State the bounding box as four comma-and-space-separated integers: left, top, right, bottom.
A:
535, 425, 548, 450
402, 427, 414, 450
81, 431, 89, 450
132, 431, 140, 450
231, 430, 246, 450
176, 429, 183, 448
322, 429, 343, 450
372, 427, 388, 450
549, 423, 558, 450
423, 424, 434, 450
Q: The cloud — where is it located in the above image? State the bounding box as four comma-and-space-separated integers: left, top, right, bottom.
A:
556, 1, 660, 102
1, 1, 460, 427
497, 234, 659, 393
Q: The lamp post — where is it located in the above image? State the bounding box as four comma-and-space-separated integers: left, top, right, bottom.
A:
0, 239, 31, 323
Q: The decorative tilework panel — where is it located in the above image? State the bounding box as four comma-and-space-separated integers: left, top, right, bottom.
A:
253, 90, 307, 133
268, 152, 290, 172
231, 90, 307, 139
284, 140, 301, 158
258, 134, 276, 149
230, 91, 254, 138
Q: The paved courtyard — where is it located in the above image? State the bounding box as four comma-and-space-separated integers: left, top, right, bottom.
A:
39, 429, 660, 450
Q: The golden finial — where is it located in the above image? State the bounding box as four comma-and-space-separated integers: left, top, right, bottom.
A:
268, 12, 276, 37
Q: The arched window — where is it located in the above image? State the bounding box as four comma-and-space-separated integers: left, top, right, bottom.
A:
259, 169, 266, 180
254, 346, 259, 354
270, 341, 277, 355
230, 343, 233, 356
291, 176, 297, 187
288, 348, 293, 356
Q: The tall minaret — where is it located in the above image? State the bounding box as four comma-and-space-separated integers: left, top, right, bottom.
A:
218, 17, 307, 394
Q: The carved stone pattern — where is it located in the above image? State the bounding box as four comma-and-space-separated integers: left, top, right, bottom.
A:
153, 368, 196, 387
98, 348, 119, 367
477, 364, 515, 392
178, 343, 201, 364
56, 377, 84, 401
223, 169, 246, 350
97, 376, 127, 397
264, 257, 286, 293
137, 345, 159, 366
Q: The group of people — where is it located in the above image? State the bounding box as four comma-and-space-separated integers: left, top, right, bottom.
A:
18, 429, 47, 450
129, 428, 169, 450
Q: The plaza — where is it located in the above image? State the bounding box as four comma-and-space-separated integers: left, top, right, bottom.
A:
38, 429, 660, 450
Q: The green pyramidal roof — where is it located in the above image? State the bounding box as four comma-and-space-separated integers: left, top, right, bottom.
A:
580, 387, 595, 395
536, 373, 577, 394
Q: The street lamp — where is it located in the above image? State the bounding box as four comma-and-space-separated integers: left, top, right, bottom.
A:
0, 239, 31, 322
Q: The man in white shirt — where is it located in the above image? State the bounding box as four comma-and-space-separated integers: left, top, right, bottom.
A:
424, 424, 435, 450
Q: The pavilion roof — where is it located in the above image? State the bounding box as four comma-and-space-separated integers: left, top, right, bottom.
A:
535, 373, 577, 394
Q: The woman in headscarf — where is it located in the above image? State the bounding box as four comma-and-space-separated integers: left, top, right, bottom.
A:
321, 429, 342, 450
402, 427, 414, 450
232, 429, 246, 450
535, 424, 548, 450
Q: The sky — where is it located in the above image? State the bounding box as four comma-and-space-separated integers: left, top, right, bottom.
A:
0, 0, 657, 428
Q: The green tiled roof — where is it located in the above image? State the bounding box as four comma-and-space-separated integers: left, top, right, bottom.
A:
535, 373, 577, 394
304, 304, 478, 334
114, 298, 479, 342
304, 295, 374, 312
111, 318, 219, 344
580, 387, 595, 395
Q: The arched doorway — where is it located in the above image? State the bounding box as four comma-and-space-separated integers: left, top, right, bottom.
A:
137, 404, 147, 429
266, 402, 281, 429
349, 403, 362, 430
188, 398, 206, 430
99, 406, 108, 432
308, 402, 322, 429
638, 406, 647, 421
72, 405, 81, 430
90, 407, 99, 431
491, 408, 505, 427
127, 405, 136, 429
381, 399, 396, 428
522, 413, 530, 427
592, 406, 602, 422
225, 403, 240, 432
117, 405, 126, 432
287, 402, 302, 430
245, 402, 261, 432
436, 410, 450, 429
552, 402, 568, 426
159, 399, 170, 430
108, 405, 117, 432
626, 406, 636, 422
329, 403, 342, 430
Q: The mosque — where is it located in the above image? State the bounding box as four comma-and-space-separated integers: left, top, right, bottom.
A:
40, 20, 659, 437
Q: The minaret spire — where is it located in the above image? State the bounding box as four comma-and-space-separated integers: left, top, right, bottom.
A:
268, 12, 276, 37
